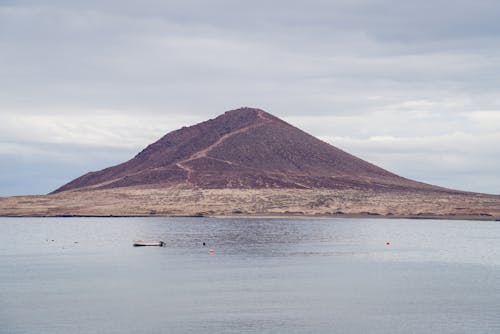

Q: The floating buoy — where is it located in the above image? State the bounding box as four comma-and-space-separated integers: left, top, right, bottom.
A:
209, 249, 214, 254
386, 241, 391, 245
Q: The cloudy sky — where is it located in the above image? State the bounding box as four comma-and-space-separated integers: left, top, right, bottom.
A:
1, 0, 499, 195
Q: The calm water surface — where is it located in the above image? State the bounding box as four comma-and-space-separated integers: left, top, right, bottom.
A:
1, 217, 499, 333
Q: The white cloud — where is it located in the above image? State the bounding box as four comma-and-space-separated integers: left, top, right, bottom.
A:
1, 0, 500, 195
0, 109, 201, 150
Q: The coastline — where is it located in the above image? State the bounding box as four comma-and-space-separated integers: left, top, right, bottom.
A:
1, 212, 498, 221
1, 186, 499, 221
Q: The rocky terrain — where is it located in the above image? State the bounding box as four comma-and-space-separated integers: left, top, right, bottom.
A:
1, 107, 499, 219
1, 186, 500, 219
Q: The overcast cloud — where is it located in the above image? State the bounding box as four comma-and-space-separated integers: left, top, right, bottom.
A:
1, 0, 499, 195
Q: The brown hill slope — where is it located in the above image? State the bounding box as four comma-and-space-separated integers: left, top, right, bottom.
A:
53, 107, 456, 194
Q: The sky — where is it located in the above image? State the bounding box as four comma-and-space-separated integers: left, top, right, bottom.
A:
1, 0, 500, 195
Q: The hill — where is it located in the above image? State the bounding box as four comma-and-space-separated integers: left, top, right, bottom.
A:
53, 107, 455, 194
1, 107, 499, 219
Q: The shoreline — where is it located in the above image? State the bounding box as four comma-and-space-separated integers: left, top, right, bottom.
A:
1, 212, 498, 221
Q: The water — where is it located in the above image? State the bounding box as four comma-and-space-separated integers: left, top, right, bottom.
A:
1, 217, 499, 334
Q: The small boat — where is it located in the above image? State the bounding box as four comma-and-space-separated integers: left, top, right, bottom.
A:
133, 240, 165, 247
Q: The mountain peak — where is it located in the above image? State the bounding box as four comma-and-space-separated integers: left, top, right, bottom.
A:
212, 107, 284, 127
224, 106, 265, 116
52, 107, 452, 194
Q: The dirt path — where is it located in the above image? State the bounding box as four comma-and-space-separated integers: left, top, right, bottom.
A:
176, 114, 271, 183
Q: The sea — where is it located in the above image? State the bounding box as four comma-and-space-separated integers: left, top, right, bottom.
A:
1, 217, 499, 334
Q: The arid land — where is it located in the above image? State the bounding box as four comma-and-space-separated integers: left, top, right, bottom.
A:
1, 186, 499, 220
